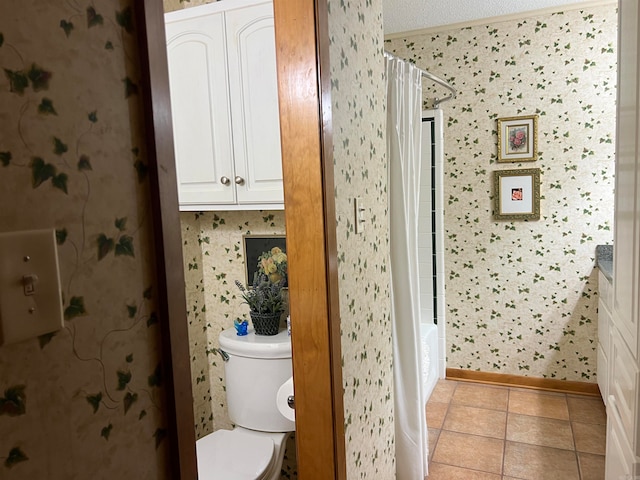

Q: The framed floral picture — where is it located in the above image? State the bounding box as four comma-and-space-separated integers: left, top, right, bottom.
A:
493, 168, 541, 220
497, 115, 538, 163
243, 235, 288, 287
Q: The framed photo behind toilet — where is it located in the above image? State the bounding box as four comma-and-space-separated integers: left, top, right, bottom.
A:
242, 234, 287, 286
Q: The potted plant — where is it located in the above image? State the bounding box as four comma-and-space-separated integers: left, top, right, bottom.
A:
235, 275, 285, 335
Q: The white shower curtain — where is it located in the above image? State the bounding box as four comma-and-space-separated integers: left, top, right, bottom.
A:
385, 54, 428, 479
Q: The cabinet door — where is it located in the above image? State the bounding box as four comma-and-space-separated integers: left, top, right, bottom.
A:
166, 12, 236, 207
606, 395, 638, 480
609, 326, 640, 451
225, 2, 284, 204
613, 0, 640, 357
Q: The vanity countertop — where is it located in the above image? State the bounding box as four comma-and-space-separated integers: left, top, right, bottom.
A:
596, 244, 613, 282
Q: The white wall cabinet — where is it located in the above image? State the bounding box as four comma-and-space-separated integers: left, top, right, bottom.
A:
165, 0, 284, 211
607, 0, 640, 476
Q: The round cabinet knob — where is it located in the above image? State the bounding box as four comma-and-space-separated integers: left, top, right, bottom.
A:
220, 176, 231, 186
234, 176, 245, 186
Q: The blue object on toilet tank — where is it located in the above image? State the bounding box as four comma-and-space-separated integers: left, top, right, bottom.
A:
234, 318, 249, 336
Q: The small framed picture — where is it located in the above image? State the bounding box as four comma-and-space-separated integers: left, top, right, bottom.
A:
242, 235, 287, 286
497, 115, 538, 163
493, 168, 541, 220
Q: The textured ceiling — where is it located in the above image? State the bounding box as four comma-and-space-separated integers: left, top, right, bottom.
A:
383, 0, 597, 35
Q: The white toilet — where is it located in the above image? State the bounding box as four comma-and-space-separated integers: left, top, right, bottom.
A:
196, 328, 295, 479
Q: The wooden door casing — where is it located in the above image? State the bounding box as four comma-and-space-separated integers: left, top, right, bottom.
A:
135, 0, 345, 477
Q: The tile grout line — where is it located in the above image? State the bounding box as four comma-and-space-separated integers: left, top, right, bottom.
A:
428, 379, 457, 470
501, 387, 511, 478
567, 394, 583, 480
437, 380, 456, 461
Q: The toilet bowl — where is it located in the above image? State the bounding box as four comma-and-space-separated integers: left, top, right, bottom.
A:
196, 428, 290, 480
196, 328, 295, 479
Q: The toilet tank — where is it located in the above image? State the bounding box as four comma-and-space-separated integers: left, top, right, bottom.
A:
219, 328, 295, 433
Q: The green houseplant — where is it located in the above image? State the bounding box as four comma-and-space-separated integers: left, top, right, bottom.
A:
235, 275, 285, 335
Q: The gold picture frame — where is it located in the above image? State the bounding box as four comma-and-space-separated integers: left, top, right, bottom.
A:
497, 115, 538, 163
494, 168, 541, 220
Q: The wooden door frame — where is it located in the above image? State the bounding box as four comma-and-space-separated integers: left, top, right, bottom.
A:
135, 0, 346, 478
273, 0, 346, 478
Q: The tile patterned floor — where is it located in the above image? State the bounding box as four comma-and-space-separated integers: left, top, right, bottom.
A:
427, 379, 607, 480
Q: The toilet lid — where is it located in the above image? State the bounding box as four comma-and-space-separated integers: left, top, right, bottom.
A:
196, 429, 275, 479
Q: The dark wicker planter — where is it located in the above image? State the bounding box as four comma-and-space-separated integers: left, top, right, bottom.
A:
250, 311, 282, 336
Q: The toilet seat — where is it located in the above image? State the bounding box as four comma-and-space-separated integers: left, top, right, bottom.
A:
196, 429, 275, 479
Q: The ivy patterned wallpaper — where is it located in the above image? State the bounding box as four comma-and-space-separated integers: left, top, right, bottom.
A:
164, 0, 217, 13
386, 3, 616, 381
327, 0, 396, 478
0, 0, 170, 478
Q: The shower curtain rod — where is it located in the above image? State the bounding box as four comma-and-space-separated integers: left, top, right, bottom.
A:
384, 51, 457, 108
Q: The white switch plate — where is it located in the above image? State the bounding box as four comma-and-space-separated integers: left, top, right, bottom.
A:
0, 229, 64, 346
354, 197, 366, 234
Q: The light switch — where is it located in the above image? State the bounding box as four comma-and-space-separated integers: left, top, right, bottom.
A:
0, 229, 64, 346
23, 274, 39, 296
354, 197, 366, 234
